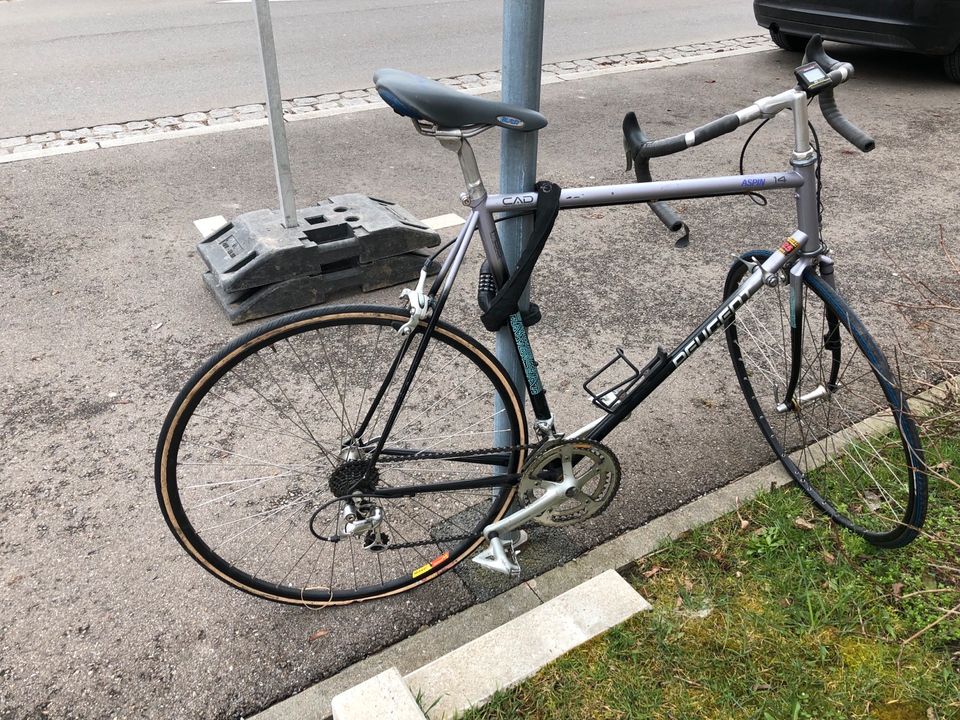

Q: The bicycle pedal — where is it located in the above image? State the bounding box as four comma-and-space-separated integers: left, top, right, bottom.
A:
472, 535, 522, 577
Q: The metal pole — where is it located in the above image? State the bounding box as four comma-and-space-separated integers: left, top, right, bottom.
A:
252, 0, 298, 229
496, 0, 545, 420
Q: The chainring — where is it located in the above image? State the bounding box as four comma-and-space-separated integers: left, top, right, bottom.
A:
518, 439, 621, 527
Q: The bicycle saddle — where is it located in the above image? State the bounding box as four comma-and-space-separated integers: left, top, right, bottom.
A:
373, 68, 547, 132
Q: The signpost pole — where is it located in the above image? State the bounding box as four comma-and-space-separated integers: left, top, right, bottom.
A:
496, 0, 545, 425
252, 0, 298, 229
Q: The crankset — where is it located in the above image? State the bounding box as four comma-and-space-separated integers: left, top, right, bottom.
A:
518, 439, 621, 526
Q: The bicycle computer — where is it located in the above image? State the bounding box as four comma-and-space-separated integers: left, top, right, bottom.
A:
795, 62, 832, 95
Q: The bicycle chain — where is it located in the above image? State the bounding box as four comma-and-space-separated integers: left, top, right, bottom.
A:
373, 442, 541, 550
376, 442, 540, 464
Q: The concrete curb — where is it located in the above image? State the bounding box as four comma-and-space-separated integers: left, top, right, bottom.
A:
0, 36, 775, 165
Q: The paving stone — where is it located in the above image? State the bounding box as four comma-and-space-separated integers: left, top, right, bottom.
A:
13, 143, 45, 153
209, 107, 234, 119
317, 93, 339, 103
155, 117, 179, 127
340, 89, 368, 99
556, 61, 577, 69
236, 107, 265, 117
438, 78, 460, 85
316, 102, 341, 111
479, 71, 500, 79
210, 116, 240, 124
330, 668, 423, 720
92, 124, 123, 136
29, 132, 57, 143
176, 121, 204, 129
339, 98, 368, 107
0, 136, 27, 149
46, 139, 77, 148
292, 96, 318, 106
541, 64, 561, 73
181, 112, 207, 122
125, 120, 153, 131
289, 106, 317, 114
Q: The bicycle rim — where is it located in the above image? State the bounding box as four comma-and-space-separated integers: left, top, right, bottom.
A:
156, 305, 527, 605
725, 252, 926, 547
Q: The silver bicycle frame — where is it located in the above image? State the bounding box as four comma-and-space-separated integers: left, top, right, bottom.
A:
425, 88, 824, 405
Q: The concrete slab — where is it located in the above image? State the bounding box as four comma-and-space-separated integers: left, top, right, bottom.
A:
404, 570, 650, 719
253, 583, 542, 720
330, 668, 424, 720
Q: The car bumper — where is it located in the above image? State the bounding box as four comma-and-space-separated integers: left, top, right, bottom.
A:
755, 1, 960, 55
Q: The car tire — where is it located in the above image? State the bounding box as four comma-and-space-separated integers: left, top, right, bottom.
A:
945, 47, 960, 82
770, 27, 808, 52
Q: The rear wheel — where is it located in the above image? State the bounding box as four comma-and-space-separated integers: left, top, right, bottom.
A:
724, 252, 926, 547
770, 26, 808, 52
156, 305, 528, 605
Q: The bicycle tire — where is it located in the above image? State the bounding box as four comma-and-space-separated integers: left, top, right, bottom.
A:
724, 252, 927, 547
156, 305, 528, 605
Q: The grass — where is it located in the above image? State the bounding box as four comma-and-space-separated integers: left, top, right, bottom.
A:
458, 428, 960, 720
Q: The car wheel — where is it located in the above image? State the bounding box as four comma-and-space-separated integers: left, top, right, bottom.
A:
770, 27, 807, 52
945, 47, 960, 82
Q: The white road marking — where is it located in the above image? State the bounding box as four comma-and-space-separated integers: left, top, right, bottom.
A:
421, 214, 465, 231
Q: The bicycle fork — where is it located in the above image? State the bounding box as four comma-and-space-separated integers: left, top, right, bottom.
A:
777, 255, 842, 414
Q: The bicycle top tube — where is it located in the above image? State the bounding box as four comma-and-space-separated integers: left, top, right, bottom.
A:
485, 172, 804, 213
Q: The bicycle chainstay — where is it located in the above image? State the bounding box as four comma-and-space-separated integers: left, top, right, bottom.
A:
363, 442, 542, 550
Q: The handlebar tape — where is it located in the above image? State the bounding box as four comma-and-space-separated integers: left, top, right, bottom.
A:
622, 115, 687, 237
803, 35, 840, 72
623, 111, 741, 160
803, 35, 876, 153
818, 89, 875, 152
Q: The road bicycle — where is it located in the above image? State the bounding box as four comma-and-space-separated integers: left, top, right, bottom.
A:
155, 37, 927, 606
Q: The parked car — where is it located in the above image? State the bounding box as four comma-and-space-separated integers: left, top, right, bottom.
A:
753, 0, 960, 81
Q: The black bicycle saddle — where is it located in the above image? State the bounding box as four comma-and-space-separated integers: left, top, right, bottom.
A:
373, 68, 547, 132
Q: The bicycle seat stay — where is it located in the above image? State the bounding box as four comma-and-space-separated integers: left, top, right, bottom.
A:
373, 68, 547, 131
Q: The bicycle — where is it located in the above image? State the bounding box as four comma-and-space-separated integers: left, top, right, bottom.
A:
155, 36, 927, 606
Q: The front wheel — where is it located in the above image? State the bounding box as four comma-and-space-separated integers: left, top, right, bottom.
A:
724, 252, 926, 547
155, 305, 528, 606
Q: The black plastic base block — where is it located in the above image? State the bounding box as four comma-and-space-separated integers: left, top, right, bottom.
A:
203, 250, 439, 324
197, 195, 441, 294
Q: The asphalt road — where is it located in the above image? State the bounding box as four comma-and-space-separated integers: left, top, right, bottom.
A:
2, 43, 958, 718
0, 0, 758, 136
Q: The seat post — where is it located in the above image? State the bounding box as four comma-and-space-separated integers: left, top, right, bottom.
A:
438, 132, 486, 206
